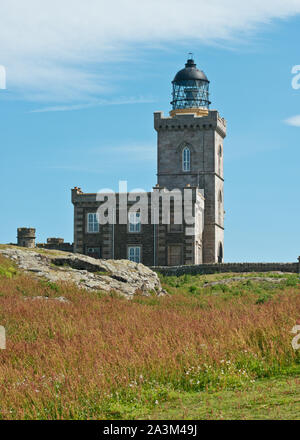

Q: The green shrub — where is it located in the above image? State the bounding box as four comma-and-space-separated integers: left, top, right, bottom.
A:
0, 266, 17, 279
255, 294, 271, 305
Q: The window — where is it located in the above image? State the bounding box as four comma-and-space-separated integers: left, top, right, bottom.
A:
86, 247, 101, 258
87, 213, 99, 233
182, 147, 190, 172
218, 145, 222, 176
128, 246, 141, 263
128, 212, 141, 233
218, 191, 223, 225
218, 242, 223, 263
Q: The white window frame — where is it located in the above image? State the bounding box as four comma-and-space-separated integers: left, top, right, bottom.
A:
182, 147, 191, 172
87, 213, 100, 233
128, 212, 141, 233
128, 246, 141, 263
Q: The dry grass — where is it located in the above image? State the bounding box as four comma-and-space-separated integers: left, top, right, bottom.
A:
0, 254, 299, 419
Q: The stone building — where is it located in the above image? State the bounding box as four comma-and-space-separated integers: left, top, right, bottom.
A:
17, 228, 36, 248
37, 238, 73, 253
72, 57, 227, 266
16, 228, 73, 252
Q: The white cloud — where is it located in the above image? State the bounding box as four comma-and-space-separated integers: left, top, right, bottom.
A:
284, 115, 300, 127
112, 145, 156, 161
46, 143, 156, 174
91, 144, 156, 161
30, 96, 155, 113
1, 0, 300, 103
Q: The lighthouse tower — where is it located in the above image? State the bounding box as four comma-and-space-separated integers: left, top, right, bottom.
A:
154, 57, 227, 263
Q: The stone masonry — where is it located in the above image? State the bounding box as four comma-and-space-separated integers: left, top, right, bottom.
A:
17, 228, 36, 248
72, 187, 205, 266
72, 58, 226, 267
155, 110, 226, 263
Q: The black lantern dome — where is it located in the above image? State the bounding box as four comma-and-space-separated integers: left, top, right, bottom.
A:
171, 58, 211, 111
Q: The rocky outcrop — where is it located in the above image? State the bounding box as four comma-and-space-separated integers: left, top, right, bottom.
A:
203, 276, 286, 288
0, 247, 166, 298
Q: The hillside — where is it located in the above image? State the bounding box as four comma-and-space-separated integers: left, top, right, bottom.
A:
0, 247, 299, 419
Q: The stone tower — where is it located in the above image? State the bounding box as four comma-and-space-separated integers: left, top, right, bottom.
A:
154, 57, 227, 263
17, 228, 36, 248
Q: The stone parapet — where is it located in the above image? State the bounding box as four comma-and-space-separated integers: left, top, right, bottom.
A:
152, 262, 300, 276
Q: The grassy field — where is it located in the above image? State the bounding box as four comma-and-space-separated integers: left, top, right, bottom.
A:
0, 252, 300, 419
149, 375, 300, 420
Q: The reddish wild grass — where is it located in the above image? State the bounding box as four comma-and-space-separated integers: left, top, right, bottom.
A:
0, 259, 299, 419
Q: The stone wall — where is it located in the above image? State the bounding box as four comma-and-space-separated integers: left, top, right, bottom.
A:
152, 261, 300, 276
37, 241, 73, 253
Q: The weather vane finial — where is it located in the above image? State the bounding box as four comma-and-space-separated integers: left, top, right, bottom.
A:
188, 52, 194, 60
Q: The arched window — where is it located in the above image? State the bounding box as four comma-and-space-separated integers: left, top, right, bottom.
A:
218, 242, 223, 263
218, 190, 223, 225
218, 145, 222, 176
182, 147, 190, 172
218, 190, 222, 203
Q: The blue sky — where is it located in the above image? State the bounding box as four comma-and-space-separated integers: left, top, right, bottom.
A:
0, 1, 300, 262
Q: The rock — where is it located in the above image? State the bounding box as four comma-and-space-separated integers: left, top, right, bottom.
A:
0, 247, 166, 298
24, 296, 70, 303
203, 276, 285, 288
